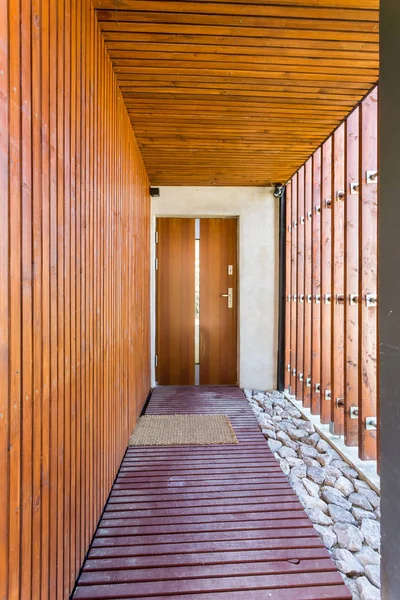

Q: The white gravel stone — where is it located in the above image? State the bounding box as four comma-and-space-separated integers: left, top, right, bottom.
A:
356, 546, 381, 567
304, 506, 333, 526
333, 549, 365, 576
286, 406, 302, 418
360, 489, 380, 510
278, 446, 297, 459
286, 456, 303, 467
299, 445, 320, 460
297, 421, 315, 433
316, 439, 333, 454
354, 479, 371, 492
287, 428, 309, 441
331, 459, 352, 471
253, 392, 265, 401
349, 493, 374, 512
361, 519, 380, 551
321, 486, 352, 511
281, 411, 293, 419
313, 524, 337, 549
335, 476, 355, 497
302, 495, 329, 515
307, 465, 326, 485
290, 478, 308, 502
303, 477, 320, 498
258, 414, 274, 428
273, 397, 287, 409
325, 465, 342, 486
303, 457, 321, 469
342, 575, 361, 600
356, 576, 380, 600
352, 507, 377, 522
318, 453, 335, 467
262, 428, 277, 440
268, 439, 283, 453
328, 504, 357, 525
326, 466, 342, 480
365, 564, 381, 588
304, 432, 321, 447
333, 522, 364, 552
279, 458, 291, 476
291, 464, 307, 478
341, 465, 359, 480
276, 430, 291, 444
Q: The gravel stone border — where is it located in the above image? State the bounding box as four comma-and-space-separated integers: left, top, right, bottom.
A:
245, 388, 381, 600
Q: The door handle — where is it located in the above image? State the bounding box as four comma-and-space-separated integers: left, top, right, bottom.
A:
221, 288, 233, 308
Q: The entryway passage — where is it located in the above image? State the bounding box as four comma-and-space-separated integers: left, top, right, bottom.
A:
72, 387, 351, 599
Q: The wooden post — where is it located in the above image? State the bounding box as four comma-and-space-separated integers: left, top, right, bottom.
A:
359, 87, 378, 461
320, 138, 333, 424
303, 158, 313, 408
311, 148, 322, 415
344, 107, 360, 446
331, 123, 346, 435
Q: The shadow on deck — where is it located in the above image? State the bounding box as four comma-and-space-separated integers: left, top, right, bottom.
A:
72, 386, 351, 599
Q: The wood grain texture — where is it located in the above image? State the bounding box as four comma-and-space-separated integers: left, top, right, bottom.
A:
72, 386, 351, 600
200, 219, 238, 385
320, 138, 333, 425
311, 148, 322, 415
93, 1, 378, 185
344, 108, 360, 446
331, 124, 346, 435
156, 218, 195, 385
359, 87, 378, 460
0, 2, 151, 598
303, 159, 313, 408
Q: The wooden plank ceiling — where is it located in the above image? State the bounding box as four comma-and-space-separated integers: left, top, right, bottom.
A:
94, 0, 379, 186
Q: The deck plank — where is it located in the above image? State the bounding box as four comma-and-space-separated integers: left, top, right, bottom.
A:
72, 386, 351, 599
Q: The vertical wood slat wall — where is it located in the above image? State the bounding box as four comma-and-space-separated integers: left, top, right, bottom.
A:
285, 86, 378, 462
0, 2, 151, 599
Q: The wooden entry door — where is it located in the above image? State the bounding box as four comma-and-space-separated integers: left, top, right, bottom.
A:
200, 219, 237, 384
156, 217, 237, 385
156, 218, 195, 385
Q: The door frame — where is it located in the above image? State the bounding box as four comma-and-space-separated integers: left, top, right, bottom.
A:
151, 215, 240, 387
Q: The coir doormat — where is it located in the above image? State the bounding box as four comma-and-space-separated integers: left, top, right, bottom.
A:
129, 414, 238, 446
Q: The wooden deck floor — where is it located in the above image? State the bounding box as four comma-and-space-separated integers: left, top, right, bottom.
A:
72, 386, 351, 599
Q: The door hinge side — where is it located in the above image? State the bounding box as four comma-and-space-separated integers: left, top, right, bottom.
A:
155, 231, 159, 244
155, 354, 158, 367
155, 258, 159, 270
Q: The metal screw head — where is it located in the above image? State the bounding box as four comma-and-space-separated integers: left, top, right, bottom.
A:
366, 170, 378, 183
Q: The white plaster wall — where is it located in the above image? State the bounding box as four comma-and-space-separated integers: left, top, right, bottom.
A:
150, 186, 279, 390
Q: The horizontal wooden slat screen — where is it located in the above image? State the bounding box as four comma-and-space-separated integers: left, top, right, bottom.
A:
285, 85, 378, 462
0, 2, 151, 599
